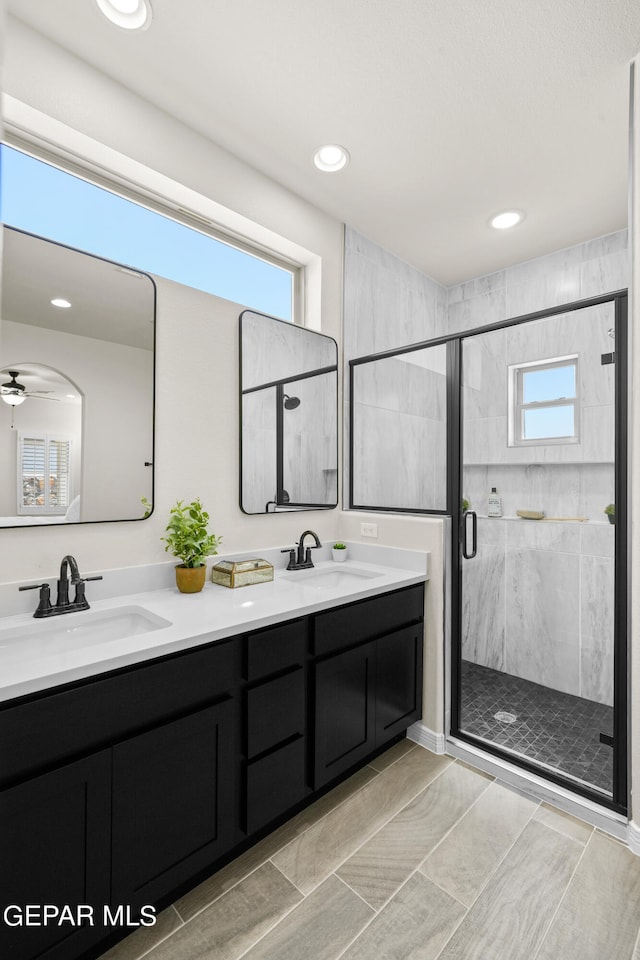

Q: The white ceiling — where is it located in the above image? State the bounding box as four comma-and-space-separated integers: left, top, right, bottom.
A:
2, 227, 155, 351
6, 0, 640, 285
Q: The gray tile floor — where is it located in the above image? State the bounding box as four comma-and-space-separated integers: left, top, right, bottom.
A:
460, 659, 614, 794
100, 741, 640, 960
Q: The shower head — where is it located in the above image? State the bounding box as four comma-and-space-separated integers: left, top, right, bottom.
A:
283, 394, 301, 410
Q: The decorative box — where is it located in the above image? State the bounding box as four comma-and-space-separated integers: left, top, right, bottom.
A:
211, 559, 274, 588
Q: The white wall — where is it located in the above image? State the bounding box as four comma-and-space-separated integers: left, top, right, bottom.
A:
0, 22, 344, 586
2, 320, 153, 522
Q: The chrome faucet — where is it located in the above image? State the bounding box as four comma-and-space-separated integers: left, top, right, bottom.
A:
19, 555, 103, 619
281, 530, 322, 571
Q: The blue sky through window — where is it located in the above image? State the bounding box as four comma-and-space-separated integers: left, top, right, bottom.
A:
523, 405, 575, 440
0, 146, 293, 320
522, 364, 575, 403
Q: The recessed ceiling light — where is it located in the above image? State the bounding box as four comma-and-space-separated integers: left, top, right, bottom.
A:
490, 210, 524, 230
313, 144, 350, 173
95, 0, 152, 31
51, 298, 72, 308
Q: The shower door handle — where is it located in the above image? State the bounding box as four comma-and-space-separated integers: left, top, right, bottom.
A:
461, 510, 477, 560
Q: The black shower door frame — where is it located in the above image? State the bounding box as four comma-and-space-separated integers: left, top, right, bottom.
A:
349, 289, 628, 813
450, 291, 628, 814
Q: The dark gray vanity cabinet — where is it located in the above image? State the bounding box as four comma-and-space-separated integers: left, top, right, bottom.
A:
111, 698, 236, 910
0, 636, 240, 960
312, 584, 424, 789
0, 751, 111, 960
0, 581, 424, 960
244, 618, 308, 834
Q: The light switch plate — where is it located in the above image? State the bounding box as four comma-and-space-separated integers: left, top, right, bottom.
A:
360, 522, 378, 538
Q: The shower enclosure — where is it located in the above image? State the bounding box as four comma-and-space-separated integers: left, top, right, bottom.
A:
350, 291, 627, 811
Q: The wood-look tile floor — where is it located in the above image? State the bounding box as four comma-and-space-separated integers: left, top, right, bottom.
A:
99, 741, 640, 960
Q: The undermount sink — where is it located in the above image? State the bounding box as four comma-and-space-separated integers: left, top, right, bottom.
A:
280, 564, 382, 590
0, 605, 172, 663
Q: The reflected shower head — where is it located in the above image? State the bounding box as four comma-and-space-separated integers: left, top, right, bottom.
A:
283, 394, 301, 410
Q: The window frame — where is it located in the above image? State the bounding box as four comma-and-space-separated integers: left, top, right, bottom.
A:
508, 354, 580, 446
17, 432, 73, 516
2, 137, 302, 325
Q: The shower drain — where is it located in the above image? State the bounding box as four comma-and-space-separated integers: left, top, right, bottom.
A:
494, 711, 518, 724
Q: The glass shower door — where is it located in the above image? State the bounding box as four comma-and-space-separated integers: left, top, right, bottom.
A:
456, 300, 622, 802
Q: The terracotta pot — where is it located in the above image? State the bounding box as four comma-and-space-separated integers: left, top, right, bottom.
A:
175, 564, 207, 593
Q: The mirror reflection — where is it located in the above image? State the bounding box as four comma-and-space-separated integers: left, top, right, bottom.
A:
240, 310, 338, 513
0, 226, 155, 526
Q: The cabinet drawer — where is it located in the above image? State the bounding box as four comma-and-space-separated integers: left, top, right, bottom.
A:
247, 669, 305, 758
246, 737, 306, 834
0, 638, 237, 787
246, 619, 306, 681
313, 583, 424, 656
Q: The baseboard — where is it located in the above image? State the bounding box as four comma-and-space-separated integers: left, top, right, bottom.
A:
407, 721, 446, 754
628, 820, 640, 855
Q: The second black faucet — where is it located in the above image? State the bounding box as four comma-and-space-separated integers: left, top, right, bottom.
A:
281, 530, 322, 571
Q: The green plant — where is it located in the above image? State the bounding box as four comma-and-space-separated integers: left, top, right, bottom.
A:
141, 495, 152, 519
333, 541, 347, 550
461, 497, 470, 513
604, 503, 615, 516
161, 498, 222, 568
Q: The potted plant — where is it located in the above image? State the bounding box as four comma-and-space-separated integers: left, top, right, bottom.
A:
332, 541, 348, 562
162, 498, 222, 593
604, 503, 615, 525
461, 497, 470, 513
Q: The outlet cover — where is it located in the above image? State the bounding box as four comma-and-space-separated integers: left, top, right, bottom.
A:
361, 522, 378, 538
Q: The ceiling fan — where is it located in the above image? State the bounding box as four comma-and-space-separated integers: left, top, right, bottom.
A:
0, 370, 59, 406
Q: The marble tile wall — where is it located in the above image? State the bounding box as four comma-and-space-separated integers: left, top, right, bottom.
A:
461, 518, 615, 704
462, 302, 616, 469
351, 351, 447, 510
283, 371, 337, 504
344, 227, 626, 704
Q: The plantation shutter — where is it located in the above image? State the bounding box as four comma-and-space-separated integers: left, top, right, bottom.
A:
18, 433, 71, 514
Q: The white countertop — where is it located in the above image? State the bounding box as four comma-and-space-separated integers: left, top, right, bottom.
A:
0, 545, 428, 704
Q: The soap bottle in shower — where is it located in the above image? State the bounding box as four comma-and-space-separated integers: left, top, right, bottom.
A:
487, 487, 503, 517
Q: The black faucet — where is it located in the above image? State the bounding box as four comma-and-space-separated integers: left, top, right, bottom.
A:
281, 530, 322, 571
19, 555, 103, 619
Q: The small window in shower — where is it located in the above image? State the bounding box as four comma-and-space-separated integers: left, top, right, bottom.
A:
508, 355, 579, 445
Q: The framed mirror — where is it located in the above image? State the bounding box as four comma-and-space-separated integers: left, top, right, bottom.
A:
239, 310, 338, 513
0, 226, 155, 527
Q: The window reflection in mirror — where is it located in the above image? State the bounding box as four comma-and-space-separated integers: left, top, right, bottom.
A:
0, 226, 156, 526
240, 310, 338, 513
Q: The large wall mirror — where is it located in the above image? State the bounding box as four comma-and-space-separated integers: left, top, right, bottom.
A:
240, 310, 338, 513
0, 226, 155, 526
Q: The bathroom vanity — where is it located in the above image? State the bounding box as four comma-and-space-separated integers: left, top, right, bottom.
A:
0, 555, 426, 960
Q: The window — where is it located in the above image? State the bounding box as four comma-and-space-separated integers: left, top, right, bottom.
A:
509, 355, 579, 445
1, 145, 295, 321
18, 434, 71, 515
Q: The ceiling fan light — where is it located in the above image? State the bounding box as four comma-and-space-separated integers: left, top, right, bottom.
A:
1, 393, 26, 406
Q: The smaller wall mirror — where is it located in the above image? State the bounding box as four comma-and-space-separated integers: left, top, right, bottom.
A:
240, 310, 338, 513
0, 227, 156, 527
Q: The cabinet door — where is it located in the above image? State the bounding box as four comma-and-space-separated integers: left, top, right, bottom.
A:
0, 752, 111, 960
112, 698, 236, 909
375, 625, 423, 746
313, 640, 376, 789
